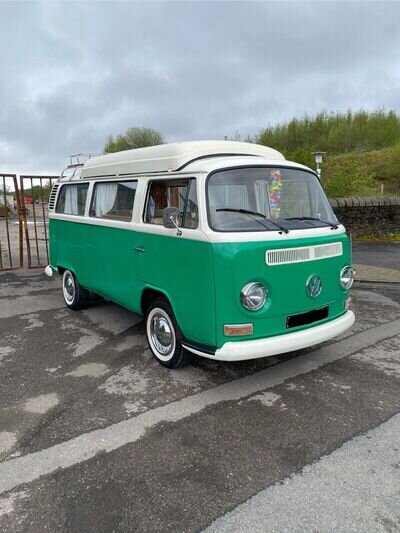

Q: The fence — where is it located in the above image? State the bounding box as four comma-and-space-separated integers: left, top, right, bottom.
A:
0, 174, 59, 271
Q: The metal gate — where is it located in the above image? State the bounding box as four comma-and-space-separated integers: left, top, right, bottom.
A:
0, 174, 59, 271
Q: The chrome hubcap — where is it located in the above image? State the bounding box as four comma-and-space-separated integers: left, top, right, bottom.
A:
147, 308, 176, 360
63, 272, 75, 304
151, 315, 172, 355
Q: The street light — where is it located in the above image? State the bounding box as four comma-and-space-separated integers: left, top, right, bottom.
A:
312, 151, 326, 179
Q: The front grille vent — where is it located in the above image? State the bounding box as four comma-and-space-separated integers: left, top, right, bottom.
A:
266, 242, 342, 266
48, 184, 59, 210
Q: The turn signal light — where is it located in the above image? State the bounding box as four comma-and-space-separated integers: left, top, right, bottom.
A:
224, 324, 254, 336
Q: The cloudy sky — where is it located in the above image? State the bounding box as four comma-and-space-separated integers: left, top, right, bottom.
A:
1, 0, 399, 174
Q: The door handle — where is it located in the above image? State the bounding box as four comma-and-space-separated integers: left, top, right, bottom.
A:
134, 246, 146, 253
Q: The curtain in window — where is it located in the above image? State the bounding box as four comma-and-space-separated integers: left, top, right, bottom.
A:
95, 184, 118, 217
208, 185, 225, 207
208, 184, 249, 209
256, 180, 269, 216
227, 185, 249, 209
64, 186, 79, 215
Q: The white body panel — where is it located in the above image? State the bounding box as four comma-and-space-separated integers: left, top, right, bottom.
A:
81, 141, 285, 178
51, 154, 343, 244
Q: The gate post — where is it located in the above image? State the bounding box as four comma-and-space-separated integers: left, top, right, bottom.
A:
0, 174, 24, 271
19, 177, 33, 268
13, 176, 25, 269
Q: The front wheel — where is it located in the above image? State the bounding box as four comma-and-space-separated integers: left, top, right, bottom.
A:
145, 298, 188, 368
62, 269, 89, 310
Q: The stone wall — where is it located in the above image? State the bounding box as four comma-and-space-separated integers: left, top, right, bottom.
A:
329, 197, 400, 238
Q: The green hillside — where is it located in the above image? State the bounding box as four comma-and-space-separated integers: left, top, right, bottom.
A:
256, 110, 400, 197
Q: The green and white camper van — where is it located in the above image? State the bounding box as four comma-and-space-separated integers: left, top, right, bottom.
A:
46, 141, 355, 368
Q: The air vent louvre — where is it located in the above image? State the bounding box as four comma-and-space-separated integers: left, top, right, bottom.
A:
48, 184, 59, 210
314, 242, 342, 258
266, 242, 343, 266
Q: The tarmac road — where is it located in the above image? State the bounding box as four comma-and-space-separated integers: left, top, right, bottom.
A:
352, 241, 400, 270
0, 270, 400, 532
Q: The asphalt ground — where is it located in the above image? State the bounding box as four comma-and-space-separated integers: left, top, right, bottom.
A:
352, 241, 400, 271
352, 241, 400, 283
0, 270, 400, 532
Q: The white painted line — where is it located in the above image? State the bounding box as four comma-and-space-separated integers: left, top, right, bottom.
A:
0, 318, 399, 495
204, 413, 400, 532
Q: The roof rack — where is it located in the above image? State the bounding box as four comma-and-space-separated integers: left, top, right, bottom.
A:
80, 141, 285, 178
69, 153, 103, 166
60, 153, 104, 181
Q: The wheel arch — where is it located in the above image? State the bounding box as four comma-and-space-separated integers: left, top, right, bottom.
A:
141, 286, 176, 317
57, 265, 74, 276
140, 286, 180, 327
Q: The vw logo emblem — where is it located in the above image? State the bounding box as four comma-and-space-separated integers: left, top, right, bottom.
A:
306, 275, 322, 298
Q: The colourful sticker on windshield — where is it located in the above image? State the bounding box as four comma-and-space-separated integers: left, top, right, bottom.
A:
269, 169, 282, 219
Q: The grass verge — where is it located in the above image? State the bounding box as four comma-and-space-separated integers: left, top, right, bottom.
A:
354, 233, 400, 242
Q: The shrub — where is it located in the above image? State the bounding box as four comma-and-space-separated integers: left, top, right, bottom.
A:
323, 157, 376, 197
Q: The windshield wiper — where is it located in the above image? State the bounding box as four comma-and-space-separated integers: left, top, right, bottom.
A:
284, 216, 339, 230
216, 208, 289, 234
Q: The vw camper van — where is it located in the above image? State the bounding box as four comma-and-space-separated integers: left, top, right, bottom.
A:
46, 141, 355, 368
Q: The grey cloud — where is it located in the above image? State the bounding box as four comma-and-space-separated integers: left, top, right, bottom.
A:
0, 1, 400, 174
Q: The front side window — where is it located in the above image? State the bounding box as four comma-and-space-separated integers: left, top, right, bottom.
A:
207, 167, 337, 232
144, 178, 198, 229
90, 181, 137, 221
56, 183, 89, 216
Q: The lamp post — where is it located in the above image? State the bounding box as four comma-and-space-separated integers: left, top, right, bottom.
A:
312, 151, 326, 179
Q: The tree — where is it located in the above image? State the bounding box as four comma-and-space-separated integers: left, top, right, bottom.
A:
104, 127, 165, 153
323, 157, 376, 198
257, 109, 400, 155
286, 148, 315, 169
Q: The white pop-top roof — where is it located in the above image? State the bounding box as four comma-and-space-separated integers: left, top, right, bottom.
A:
80, 140, 285, 178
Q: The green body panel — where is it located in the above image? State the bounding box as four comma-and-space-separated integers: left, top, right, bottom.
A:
50, 220, 142, 309
50, 218, 351, 351
49, 219, 216, 346
133, 230, 215, 345
212, 233, 352, 349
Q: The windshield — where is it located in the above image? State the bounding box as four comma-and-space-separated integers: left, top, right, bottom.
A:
207, 167, 338, 232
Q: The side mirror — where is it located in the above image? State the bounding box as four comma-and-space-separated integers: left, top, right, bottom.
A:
163, 207, 182, 236
163, 207, 179, 228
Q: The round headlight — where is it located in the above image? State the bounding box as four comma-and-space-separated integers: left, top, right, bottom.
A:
240, 282, 267, 311
340, 266, 355, 290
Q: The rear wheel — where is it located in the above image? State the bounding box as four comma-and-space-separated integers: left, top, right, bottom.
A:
62, 269, 89, 310
145, 298, 188, 368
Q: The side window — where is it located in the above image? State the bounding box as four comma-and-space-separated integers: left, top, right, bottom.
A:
144, 178, 198, 229
90, 181, 137, 221
56, 183, 89, 216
